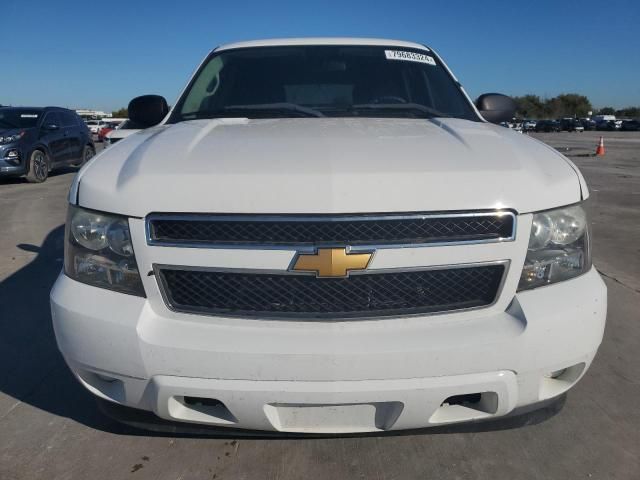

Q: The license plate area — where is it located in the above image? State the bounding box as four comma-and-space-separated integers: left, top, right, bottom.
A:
263, 402, 404, 433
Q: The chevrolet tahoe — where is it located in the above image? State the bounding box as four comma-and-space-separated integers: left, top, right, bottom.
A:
50, 38, 607, 434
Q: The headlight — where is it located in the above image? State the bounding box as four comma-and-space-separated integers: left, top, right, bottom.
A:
0, 132, 25, 144
64, 206, 145, 296
518, 203, 591, 291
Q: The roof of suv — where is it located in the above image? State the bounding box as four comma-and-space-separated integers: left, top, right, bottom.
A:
216, 37, 429, 52
0, 106, 44, 111
0, 106, 71, 112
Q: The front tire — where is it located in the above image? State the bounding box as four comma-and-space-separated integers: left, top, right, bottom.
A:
73, 145, 95, 167
25, 150, 49, 183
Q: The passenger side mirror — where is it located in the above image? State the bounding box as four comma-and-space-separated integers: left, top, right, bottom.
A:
128, 95, 169, 128
42, 123, 59, 131
475, 93, 517, 124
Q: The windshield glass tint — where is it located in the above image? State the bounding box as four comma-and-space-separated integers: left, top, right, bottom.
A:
0, 109, 41, 129
172, 46, 479, 121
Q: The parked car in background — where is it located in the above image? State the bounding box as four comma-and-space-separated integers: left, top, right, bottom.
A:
105, 119, 142, 146
499, 120, 520, 130
596, 120, 621, 131
97, 122, 120, 142
579, 118, 596, 131
559, 118, 584, 132
593, 114, 616, 124
97, 125, 113, 142
0, 106, 94, 182
522, 119, 537, 131
85, 119, 109, 135
620, 119, 640, 131
534, 120, 560, 132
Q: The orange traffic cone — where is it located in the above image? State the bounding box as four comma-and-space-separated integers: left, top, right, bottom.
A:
595, 136, 605, 156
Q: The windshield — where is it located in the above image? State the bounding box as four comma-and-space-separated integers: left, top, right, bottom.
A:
170, 45, 479, 122
0, 109, 42, 129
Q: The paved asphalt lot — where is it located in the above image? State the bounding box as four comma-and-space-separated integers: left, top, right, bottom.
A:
1, 132, 638, 479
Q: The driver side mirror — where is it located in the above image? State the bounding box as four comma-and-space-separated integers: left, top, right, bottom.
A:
128, 95, 169, 128
475, 93, 517, 124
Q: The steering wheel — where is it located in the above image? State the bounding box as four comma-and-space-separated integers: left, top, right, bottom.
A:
371, 96, 407, 104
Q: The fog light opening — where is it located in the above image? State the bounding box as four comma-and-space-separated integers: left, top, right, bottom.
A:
441, 392, 498, 414
442, 393, 482, 407
95, 373, 118, 383
75, 370, 126, 403
539, 362, 586, 400
545, 368, 567, 379
430, 392, 499, 424
168, 396, 237, 425
5, 149, 20, 165
183, 396, 225, 409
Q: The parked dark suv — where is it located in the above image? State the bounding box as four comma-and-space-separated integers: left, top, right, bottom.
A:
559, 118, 585, 132
620, 119, 640, 131
0, 106, 95, 183
534, 119, 560, 132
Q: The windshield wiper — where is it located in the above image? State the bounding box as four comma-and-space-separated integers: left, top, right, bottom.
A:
181, 102, 449, 121
222, 103, 325, 118
351, 103, 450, 118
180, 103, 325, 121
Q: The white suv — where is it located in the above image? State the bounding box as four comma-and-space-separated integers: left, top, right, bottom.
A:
84, 119, 109, 135
50, 38, 606, 434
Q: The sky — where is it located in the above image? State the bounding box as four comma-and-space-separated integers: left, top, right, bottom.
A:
2, 0, 639, 112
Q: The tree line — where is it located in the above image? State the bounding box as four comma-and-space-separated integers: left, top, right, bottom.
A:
111, 107, 128, 118
512, 94, 639, 119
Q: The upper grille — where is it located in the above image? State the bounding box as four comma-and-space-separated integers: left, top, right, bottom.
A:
156, 263, 506, 319
147, 212, 515, 247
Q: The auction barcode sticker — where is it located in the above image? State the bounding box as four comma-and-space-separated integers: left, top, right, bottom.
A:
384, 50, 436, 65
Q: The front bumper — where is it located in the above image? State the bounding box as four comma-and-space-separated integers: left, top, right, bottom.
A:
0, 145, 26, 177
50, 267, 606, 433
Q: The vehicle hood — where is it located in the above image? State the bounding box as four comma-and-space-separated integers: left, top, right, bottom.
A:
75, 118, 584, 216
0, 128, 24, 135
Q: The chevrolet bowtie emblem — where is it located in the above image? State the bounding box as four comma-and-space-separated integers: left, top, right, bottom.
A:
292, 248, 373, 278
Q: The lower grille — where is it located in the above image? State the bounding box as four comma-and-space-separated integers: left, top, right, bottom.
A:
156, 264, 506, 319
